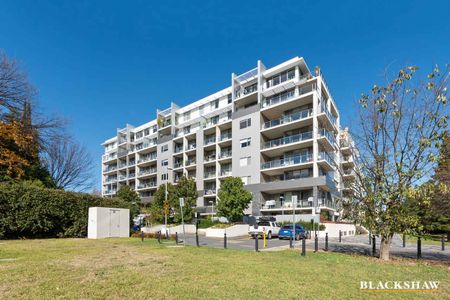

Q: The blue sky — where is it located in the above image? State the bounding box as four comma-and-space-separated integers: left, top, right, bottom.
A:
1, 0, 449, 190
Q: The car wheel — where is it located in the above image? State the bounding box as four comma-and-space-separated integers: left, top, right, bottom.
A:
267, 232, 272, 239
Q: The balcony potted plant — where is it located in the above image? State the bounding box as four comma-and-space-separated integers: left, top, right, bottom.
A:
314, 66, 320, 77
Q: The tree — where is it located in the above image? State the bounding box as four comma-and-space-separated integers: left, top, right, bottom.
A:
42, 137, 94, 191
348, 65, 449, 260
151, 182, 177, 223
217, 177, 252, 222
116, 185, 140, 221
431, 133, 450, 216
173, 176, 198, 223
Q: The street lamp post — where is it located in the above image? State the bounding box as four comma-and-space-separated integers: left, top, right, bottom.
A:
164, 166, 173, 238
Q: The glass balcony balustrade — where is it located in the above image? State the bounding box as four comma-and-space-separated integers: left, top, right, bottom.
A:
263, 108, 313, 129
261, 153, 313, 169
262, 131, 313, 149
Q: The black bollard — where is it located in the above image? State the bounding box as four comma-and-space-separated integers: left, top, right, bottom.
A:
196, 231, 199, 247
339, 230, 342, 243
417, 236, 422, 259
325, 233, 328, 251
157, 231, 161, 244
314, 234, 318, 252
403, 233, 406, 248
141, 230, 144, 242
224, 233, 227, 249
254, 234, 259, 252
175, 232, 178, 244
301, 237, 306, 256
372, 235, 376, 256
369, 232, 371, 245
442, 235, 445, 251
289, 233, 293, 248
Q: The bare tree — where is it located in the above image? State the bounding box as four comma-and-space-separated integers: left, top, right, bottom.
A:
0, 51, 34, 117
343, 65, 449, 260
42, 137, 95, 192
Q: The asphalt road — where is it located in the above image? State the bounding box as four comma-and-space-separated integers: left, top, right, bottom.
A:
171, 233, 450, 262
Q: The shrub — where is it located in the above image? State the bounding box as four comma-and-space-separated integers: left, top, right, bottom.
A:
279, 220, 326, 231
0, 182, 136, 239
130, 232, 176, 240
197, 219, 220, 229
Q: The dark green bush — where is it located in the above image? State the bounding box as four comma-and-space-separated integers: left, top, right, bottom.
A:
0, 182, 135, 239
279, 220, 326, 231
197, 218, 220, 229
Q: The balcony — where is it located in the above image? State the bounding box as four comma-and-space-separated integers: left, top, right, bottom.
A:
219, 151, 232, 159
262, 131, 313, 150
235, 83, 258, 99
261, 153, 313, 171
318, 129, 336, 150
118, 162, 127, 169
263, 108, 313, 130
219, 170, 232, 177
317, 152, 335, 171
266, 173, 312, 183
136, 141, 157, 152
118, 175, 127, 181
318, 101, 337, 129
137, 182, 157, 189
261, 199, 313, 210
204, 189, 217, 196
185, 144, 196, 151
128, 173, 136, 179
104, 177, 117, 183
219, 132, 232, 141
102, 154, 117, 162
174, 146, 183, 154
186, 159, 196, 167
174, 161, 183, 169
103, 166, 117, 173
204, 171, 216, 179
137, 154, 157, 164
138, 168, 157, 176
261, 84, 315, 109
204, 136, 216, 146
204, 154, 216, 163
103, 189, 117, 195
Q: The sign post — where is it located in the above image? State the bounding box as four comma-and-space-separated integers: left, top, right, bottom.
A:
179, 197, 186, 246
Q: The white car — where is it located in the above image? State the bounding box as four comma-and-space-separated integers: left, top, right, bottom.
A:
248, 220, 281, 239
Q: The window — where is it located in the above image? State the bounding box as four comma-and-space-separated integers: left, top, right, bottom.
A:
161, 145, 168, 152
183, 111, 191, 121
144, 128, 150, 136
240, 156, 251, 166
241, 176, 251, 185
266, 68, 296, 88
152, 125, 158, 133
161, 159, 168, 166
240, 118, 251, 129
161, 173, 168, 180
211, 99, 219, 109
240, 138, 251, 148
227, 93, 232, 104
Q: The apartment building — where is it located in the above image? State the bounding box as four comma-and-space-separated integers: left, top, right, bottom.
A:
101, 57, 357, 221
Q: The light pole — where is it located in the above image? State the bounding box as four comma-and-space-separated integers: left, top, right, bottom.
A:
164, 166, 173, 237
209, 200, 214, 221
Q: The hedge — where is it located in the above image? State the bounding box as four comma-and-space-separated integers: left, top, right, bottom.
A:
0, 182, 134, 239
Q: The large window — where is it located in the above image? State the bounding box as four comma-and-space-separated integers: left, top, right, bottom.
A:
161, 173, 168, 181
240, 138, 251, 148
161, 159, 168, 166
161, 145, 168, 152
266, 68, 295, 88
241, 176, 251, 185
240, 118, 251, 129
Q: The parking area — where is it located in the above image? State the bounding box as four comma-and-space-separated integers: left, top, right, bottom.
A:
171, 233, 450, 262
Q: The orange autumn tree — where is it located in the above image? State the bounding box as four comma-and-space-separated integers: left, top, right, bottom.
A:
0, 120, 36, 178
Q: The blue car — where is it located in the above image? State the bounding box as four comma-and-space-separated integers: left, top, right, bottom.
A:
278, 224, 307, 240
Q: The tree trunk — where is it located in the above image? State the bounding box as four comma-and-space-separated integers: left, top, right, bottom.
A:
447, 232, 450, 242
379, 234, 393, 260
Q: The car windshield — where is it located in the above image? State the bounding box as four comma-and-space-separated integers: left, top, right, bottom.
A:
281, 225, 293, 229
282, 225, 304, 229
258, 221, 271, 226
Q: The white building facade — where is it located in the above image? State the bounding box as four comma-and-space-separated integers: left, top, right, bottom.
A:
101, 57, 356, 221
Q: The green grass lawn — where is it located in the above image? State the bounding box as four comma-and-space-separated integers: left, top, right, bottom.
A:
0, 238, 449, 299
405, 234, 448, 246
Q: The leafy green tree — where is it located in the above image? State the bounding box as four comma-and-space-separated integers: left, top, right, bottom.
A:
348, 65, 449, 260
174, 176, 198, 223
217, 177, 252, 222
151, 182, 177, 223
116, 185, 140, 221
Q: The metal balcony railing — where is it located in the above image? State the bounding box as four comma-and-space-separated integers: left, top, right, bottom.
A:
263, 108, 313, 129
319, 128, 336, 145
261, 84, 315, 108
318, 152, 335, 165
185, 144, 196, 151
186, 159, 196, 166
319, 102, 337, 126
220, 132, 232, 141
204, 154, 216, 162
219, 151, 232, 159
262, 199, 313, 209
262, 131, 313, 149
204, 189, 216, 195
138, 168, 156, 176
204, 136, 216, 145
204, 171, 216, 179
261, 153, 313, 170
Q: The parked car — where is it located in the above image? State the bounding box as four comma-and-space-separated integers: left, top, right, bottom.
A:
248, 220, 281, 239
278, 224, 307, 240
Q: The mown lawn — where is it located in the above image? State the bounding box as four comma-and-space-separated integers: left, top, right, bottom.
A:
405, 234, 448, 246
0, 238, 449, 299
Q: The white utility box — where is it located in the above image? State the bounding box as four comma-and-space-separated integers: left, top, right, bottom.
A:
88, 207, 130, 239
